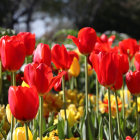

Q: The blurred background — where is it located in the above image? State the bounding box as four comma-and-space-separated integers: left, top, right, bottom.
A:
0, 0, 140, 39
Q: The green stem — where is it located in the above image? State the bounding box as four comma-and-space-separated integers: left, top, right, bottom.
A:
108, 89, 113, 140
74, 77, 78, 89
10, 71, 16, 140
135, 96, 140, 140
122, 82, 125, 133
96, 74, 99, 117
62, 75, 67, 120
25, 123, 29, 140
62, 75, 68, 139
85, 56, 88, 116
71, 76, 74, 90
114, 91, 121, 140
39, 96, 43, 140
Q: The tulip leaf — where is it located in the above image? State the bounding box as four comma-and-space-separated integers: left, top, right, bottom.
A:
57, 115, 65, 139
42, 118, 47, 134
43, 124, 57, 136
33, 129, 37, 140
99, 116, 103, 140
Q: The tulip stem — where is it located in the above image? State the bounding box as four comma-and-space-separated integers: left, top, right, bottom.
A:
39, 96, 43, 140
62, 75, 68, 139
122, 82, 125, 133
62, 75, 67, 120
96, 74, 99, 117
10, 72, 16, 140
108, 89, 113, 140
25, 123, 29, 140
0, 61, 2, 103
114, 91, 121, 140
85, 55, 89, 116
135, 96, 140, 140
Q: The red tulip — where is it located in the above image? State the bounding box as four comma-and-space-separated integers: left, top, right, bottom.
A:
23, 62, 64, 95
134, 52, 140, 71
54, 78, 62, 92
125, 136, 134, 140
89, 51, 119, 87
33, 43, 51, 66
1, 35, 26, 71
18, 32, 35, 56
8, 86, 39, 121
111, 72, 123, 91
118, 53, 129, 74
51, 44, 73, 70
119, 38, 139, 60
126, 70, 140, 95
68, 27, 97, 55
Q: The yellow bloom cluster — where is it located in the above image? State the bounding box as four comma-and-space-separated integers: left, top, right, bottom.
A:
43, 93, 63, 118
99, 93, 122, 118
54, 104, 83, 127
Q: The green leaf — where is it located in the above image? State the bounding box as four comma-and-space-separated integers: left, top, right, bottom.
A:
43, 125, 57, 136
57, 115, 65, 139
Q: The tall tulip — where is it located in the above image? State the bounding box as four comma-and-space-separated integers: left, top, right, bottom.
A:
18, 32, 35, 56
33, 43, 51, 66
126, 70, 140, 140
23, 62, 64, 140
90, 51, 120, 140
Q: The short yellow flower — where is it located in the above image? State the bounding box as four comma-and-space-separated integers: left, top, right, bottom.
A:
69, 57, 80, 77
13, 126, 33, 140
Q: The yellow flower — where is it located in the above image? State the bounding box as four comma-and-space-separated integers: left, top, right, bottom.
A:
6, 104, 12, 124
13, 126, 33, 140
99, 93, 122, 118
21, 81, 30, 87
120, 90, 131, 106
87, 64, 93, 76
69, 57, 80, 77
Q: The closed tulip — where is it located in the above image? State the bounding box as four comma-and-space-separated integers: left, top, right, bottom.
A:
126, 70, 140, 95
1, 35, 26, 71
90, 51, 119, 87
23, 62, 64, 95
68, 27, 97, 55
13, 126, 33, 140
18, 32, 35, 56
8, 86, 39, 121
33, 43, 51, 66
51, 44, 73, 70
69, 57, 80, 77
